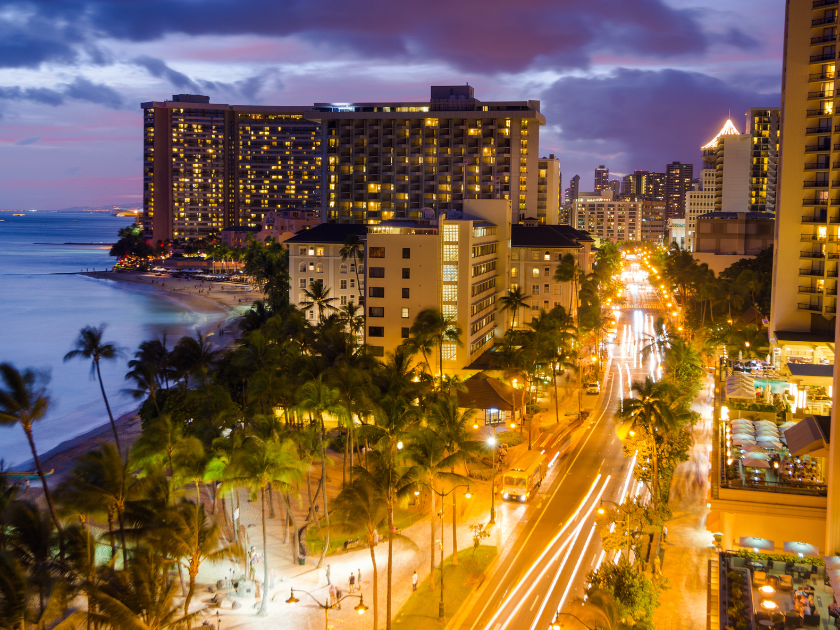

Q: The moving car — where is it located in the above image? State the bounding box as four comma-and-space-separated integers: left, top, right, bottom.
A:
585, 381, 601, 395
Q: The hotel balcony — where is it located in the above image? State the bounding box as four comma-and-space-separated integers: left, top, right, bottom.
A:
806, 108, 834, 117
827, 305, 837, 313
799, 268, 826, 276
811, 34, 837, 44
804, 162, 831, 170
806, 125, 834, 134
809, 69, 837, 82
829, 269, 840, 277
798, 286, 821, 293
807, 89, 835, 98
805, 143, 832, 152
814, 0, 839, 6
799, 251, 825, 258
803, 180, 830, 187
798, 302, 824, 311
828, 286, 839, 294
812, 16, 837, 26
802, 198, 829, 207
809, 51, 836, 62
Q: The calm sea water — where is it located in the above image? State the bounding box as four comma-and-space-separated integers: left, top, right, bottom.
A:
0, 212, 227, 467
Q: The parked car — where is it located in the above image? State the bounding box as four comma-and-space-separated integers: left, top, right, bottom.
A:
585, 381, 601, 395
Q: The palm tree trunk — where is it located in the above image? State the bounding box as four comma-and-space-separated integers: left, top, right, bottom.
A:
257, 487, 270, 617
348, 422, 354, 484
107, 508, 115, 558
651, 431, 659, 509
451, 484, 458, 567
95, 361, 122, 457
369, 538, 379, 630
268, 482, 275, 519
317, 416, 330, 568
117, 508, 128, 569
430, 485, 436, 591
342, 426, 349, 488
387, 496, 394, 630
184, 569, 196, 615
552, 364, 560, 424
23, 427, 61, 534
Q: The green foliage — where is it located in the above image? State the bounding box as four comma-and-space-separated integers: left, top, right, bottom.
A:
110, 225, 153, 259
495, 431, 524, 448
470, 523, 490, 554
622, 424, 692, 491
728, 401, 776, 413
586, 560, 664, 626
736, 548, 825, 566
594, 498, 668, 557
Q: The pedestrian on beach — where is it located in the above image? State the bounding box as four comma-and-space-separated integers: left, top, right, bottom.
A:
349, 572, 355, 593
357, 568, 361, 585
412, 571, 418, 591
335, 586, 342, 609
326, 564, 331, 585
24, 478, 30, 492
329, 584, 336, 606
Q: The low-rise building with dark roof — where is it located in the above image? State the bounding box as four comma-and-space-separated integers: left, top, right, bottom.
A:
692, 211, 775, 273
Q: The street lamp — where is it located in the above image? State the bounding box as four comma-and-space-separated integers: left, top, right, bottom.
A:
285, 588, 367, 630
425, 483, 472, 621
551, 611, 596, 630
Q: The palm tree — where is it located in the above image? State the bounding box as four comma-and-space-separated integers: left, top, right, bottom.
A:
332, 475, 388, 630
553, 252, 581, 320
0, 364, 62, 535
131, 414, 182, 477
123, 360, 162, 417
327, 363, 373, 486
228, 435, 302, 617
619, 378, 678, 509
56, 442, 138, 567
168, 501, 243, 614
301, 280, 339, 323
428, 395, 481, 566
340, 233, 365, 305
170, 331, 219, 388
404, 427, 464, 590
408, 309, 463, 388
91, 547, 202, 629
353, 449, 413, 630
716, 280, 744, 321
171, 437, 209, 504
64, 324, 124, 454
499, 286, 528, 330
296, 377, 346, 567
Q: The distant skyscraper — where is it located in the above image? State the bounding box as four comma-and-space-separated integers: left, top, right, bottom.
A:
648, 172, 667, 202
665, 161, 693, 220
594, 165, 609, 193
622, 175, 633, 195
537, 154, 562, 224
747, 108, 781, 213
609, 179, 621, 196
570, 174, 580, 201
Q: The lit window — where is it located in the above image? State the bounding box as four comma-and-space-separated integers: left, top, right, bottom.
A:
531, 268, 540, 278
401, 308, 410, 318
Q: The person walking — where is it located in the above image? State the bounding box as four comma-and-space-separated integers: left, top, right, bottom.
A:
349, 572, 356, 594
412, 571, 418, 592
326, 564, 331, 585
329, 583, 336, 607
357, 568, 361, 586
335, 586, 342, 610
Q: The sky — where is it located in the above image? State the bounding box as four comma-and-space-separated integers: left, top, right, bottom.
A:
0, 0, 784, 209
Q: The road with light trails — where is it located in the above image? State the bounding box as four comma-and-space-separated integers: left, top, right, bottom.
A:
453, 259, 664, 630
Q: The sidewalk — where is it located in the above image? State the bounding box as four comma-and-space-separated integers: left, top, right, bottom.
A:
192, 389, 583, 629
653, 374, 716, 630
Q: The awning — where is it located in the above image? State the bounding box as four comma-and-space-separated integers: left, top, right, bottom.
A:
740, 536, 774, 551
784, 416, 831, 458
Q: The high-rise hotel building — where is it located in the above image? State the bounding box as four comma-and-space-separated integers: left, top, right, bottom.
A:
769, 0, 838, 363
141, 95, 321, 243
313, 86, 546, 225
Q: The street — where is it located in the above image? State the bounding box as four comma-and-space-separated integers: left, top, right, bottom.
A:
455, 258, 664, 630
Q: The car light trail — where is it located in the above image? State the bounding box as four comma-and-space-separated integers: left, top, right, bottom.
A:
555, 525, 598, 612
479, 475, 606, 630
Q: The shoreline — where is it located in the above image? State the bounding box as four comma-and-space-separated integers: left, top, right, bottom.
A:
13, 271, 256, 478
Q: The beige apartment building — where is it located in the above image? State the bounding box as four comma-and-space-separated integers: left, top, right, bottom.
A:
685, 169, 716, 251
693, 211, 775, 273
286, 200, 593, 372
571, 190, 643, 243
641, 200, 666, 244
769, 0, 838, 365
313, 86, 547, 225
537, 154, 562, 224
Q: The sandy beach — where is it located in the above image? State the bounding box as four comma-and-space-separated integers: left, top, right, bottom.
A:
12, 270, 259, 481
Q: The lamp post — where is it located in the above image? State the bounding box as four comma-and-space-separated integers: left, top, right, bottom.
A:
285, 587, 368, 630
423, 483, 471, 621
550, 611, 596, 629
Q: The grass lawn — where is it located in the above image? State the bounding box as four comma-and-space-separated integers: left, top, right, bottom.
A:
394, 546, 497, 629
305, 505, 423, 555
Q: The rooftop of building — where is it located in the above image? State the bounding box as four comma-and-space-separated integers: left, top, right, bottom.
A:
284, 223, 368, 244
697, 212, 776, 220
511, 224, 582, 248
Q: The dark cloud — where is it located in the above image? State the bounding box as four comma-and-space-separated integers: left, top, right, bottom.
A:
6, 0, 758, 73
0, 9, 80, 69
133, 56, 201, 92
0, 77, 124, 108
540, 68, 779, 184
16, 136, 40, 146
65, 166, 81, 175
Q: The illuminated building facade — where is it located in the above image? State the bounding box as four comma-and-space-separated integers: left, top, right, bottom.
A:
537, 154, 562, 224
594, 165, 609, 193
141, 95, 321, 243
665, 161, 693, 220
572, 190, 643, 243
311, 86, 545, 225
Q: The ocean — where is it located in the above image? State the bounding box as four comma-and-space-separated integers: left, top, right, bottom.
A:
0, 212, 227, 467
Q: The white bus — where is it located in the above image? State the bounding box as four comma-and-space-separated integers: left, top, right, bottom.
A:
501, 450, 547, 502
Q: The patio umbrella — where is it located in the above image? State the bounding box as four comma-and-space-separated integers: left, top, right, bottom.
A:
743, 445, 767, 453
743, 458, 771, 468
784, 541, 820, 557
740, 536, 774, 551
824, 556, 840, 570
746, 452, 770, 460
780, 421, 796, 429
756, 430, 779, 437
755, 420, 776, 426
732, 434, 756, 441
732, 438, 757, 445
756, 435, 781, 442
